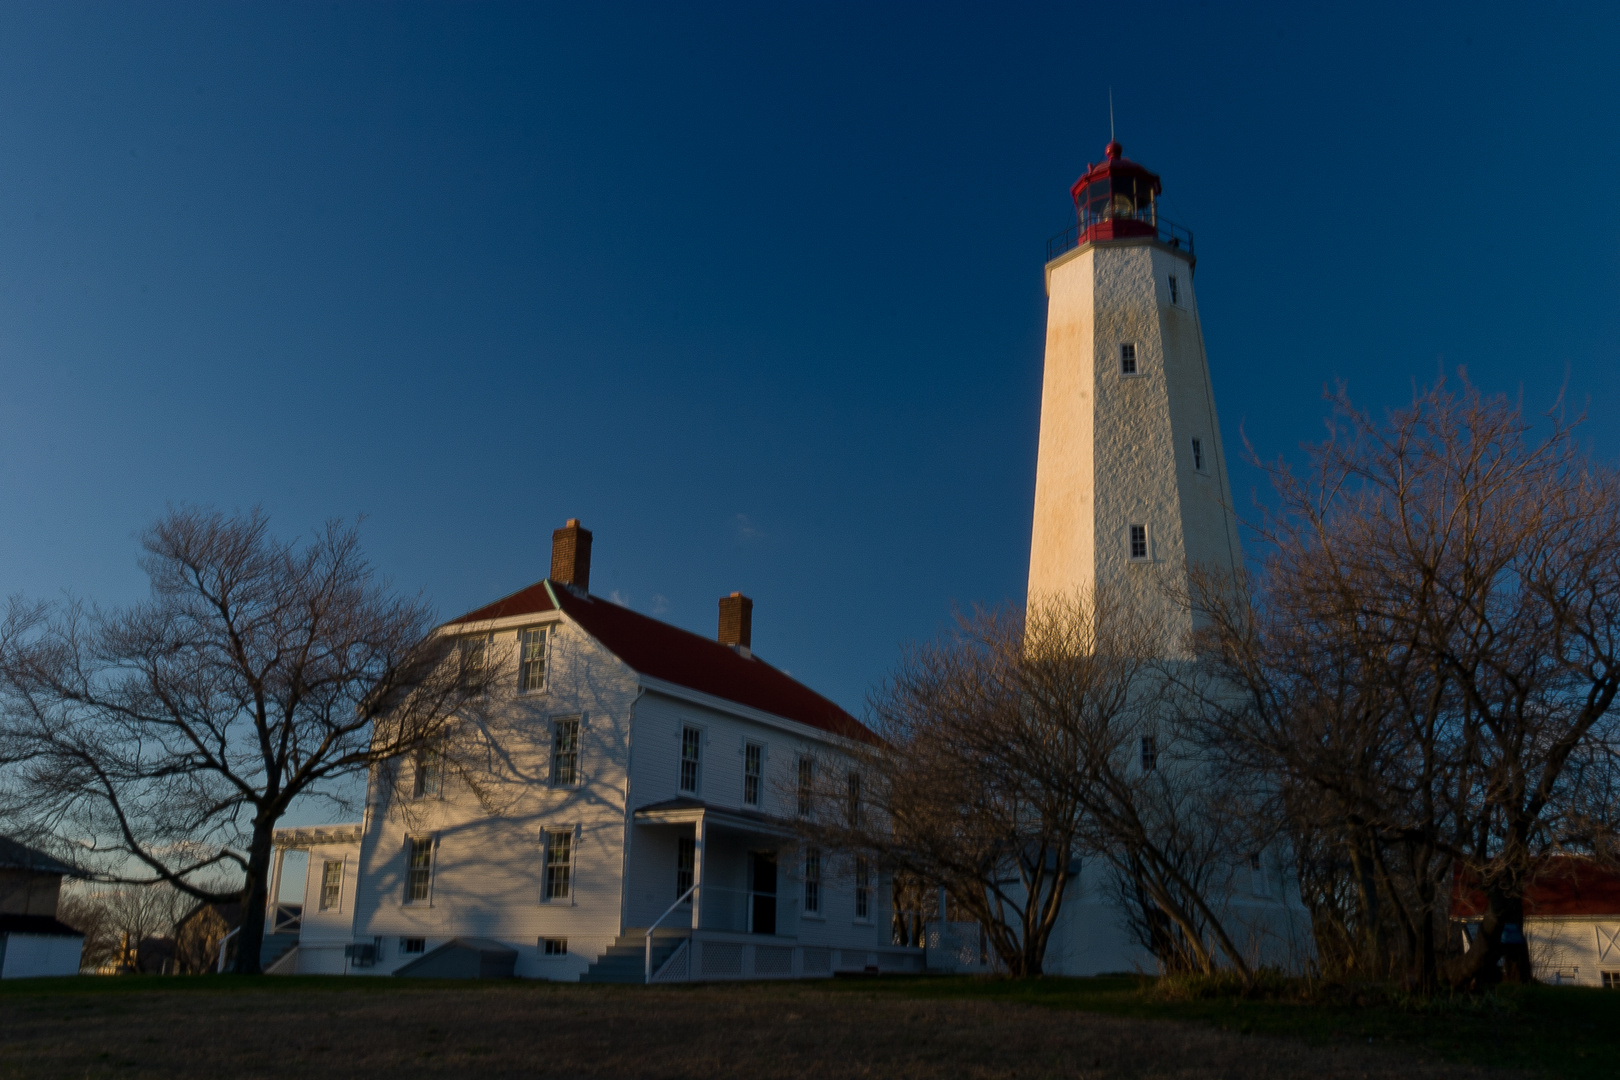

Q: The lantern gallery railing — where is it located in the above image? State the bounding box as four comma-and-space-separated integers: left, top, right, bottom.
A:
1045, 215, 1195, 262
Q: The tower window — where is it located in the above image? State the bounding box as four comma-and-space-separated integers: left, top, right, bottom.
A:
1128, 524, 1149, 561
1119, 343, 1138, 375
1168, 275, 1180, 304
1140, 736, 1157, 772
1191, 437, 1205, 472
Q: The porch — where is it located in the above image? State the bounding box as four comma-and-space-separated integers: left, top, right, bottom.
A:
608, 798, 923, 982
629, 797, 802, 939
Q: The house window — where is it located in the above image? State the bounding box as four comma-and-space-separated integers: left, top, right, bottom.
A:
846, 771, 862, 828
797, 757, 815, 817
405, 838, 433, 904
680, 726, 701, 793
744, 743, 763, 807
400, 937, 426, 955
1129, 524, 1149, 561
676, 837, 695, 899
413, 749, 443, 799
544, 830, 572, 901
551, 717, 580, 786
1249, 852, 1271, 898
1192, 437, 1205, 472
372, 936, 385, 960
459, 634, 489, 692
319, 859, 343, 912
1168, 275, 1179, 304
804, 846, 822, 914
1119, 343, 1138, 375
855, 856, 870, 921
519, 626, 549, 692
1140, 736, 1157, 772
1603, 971, 1619, 989
542, 937, 568, 956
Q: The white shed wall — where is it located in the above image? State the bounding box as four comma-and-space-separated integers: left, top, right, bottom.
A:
0, 934, 82, 978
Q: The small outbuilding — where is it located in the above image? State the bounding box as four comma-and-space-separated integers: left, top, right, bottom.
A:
0, 836, 84, 978
1452, 858, 1620, 988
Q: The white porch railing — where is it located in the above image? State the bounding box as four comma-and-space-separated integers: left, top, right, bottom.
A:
693, 887, 799, 934
649, 930, 925, 983
645, 884, 696, 982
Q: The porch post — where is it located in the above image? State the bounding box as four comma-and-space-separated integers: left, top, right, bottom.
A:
692, 814, 706, 930
267, 846, 286, 915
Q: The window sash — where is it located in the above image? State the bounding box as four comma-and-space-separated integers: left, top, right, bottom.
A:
413, 751, 442, 799
1129, 524, 1148, 560
544, 831, 572, 900
551, 718, 580, 785
519, 626, 548, 692
744, 743, 762, 806
676, 837, 695, 898
1120, 343, 1138, 374
1140, 736, 1158, 771
803, 847, 821, 913
320, 860, 343, 911
855, 856, 870, 920
797, 758, 815, 817
406, 838, 433, 903
680, 726, 701, 792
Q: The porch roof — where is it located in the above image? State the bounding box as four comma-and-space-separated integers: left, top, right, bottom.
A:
633, 797, 799, 839
272, 823, 365, 851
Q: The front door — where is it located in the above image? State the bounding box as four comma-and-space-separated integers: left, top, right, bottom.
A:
750, 851, 777, 936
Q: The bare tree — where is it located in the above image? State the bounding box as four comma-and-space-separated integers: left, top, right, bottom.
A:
57, 882, 185, 972
808, 591, 1245, 977
0, 507, 487, 973
1187, 377, 1620, 989
1022, 593, 1257, 977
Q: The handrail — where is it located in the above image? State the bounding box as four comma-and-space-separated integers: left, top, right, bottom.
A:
216, 926, 241, 973
645, 885, 696, 982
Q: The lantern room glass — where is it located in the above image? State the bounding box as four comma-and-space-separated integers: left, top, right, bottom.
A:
1079, 175, 1156, 230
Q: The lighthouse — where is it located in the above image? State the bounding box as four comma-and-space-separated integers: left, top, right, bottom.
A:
1026, 141, 1240, 638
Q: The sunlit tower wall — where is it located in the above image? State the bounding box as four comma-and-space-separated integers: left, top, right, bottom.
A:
1027, 141, 1241, 641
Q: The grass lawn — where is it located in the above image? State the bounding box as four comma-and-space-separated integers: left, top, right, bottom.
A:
0, 972, 1606, 1079
827, 975, 1619, 1080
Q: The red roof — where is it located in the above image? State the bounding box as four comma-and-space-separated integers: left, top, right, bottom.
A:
446, 580, 875, 743
1451, 858, 1620, 919
446, 581, 557, 624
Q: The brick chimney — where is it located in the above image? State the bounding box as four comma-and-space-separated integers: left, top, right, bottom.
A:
719, 592, 753, 654
550, 519, 593, 591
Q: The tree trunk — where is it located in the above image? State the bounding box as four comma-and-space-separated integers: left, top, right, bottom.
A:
231, 822, 275, 975
1450, 888, 1533, 989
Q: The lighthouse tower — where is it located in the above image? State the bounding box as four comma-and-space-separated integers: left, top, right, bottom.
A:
1027, 141, 1240, 637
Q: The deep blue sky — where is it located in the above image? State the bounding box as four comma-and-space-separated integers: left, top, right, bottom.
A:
2, 1, 1617, 724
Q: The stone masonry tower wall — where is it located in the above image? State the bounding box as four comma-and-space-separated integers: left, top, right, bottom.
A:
1027, 186, 1240, 643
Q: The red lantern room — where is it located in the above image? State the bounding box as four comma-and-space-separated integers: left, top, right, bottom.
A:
1070, 141, 1162, 244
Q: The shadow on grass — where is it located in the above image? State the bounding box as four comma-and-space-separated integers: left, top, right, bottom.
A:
6, 971, 1616, 1079
822, 974, 1619, 1080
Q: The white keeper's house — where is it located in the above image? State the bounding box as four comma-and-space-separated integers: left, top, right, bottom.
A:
268, 520, 920, 982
